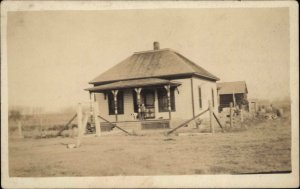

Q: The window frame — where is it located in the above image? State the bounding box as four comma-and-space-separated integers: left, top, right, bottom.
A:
211, 88, 215, 107
198, 86, 202, 109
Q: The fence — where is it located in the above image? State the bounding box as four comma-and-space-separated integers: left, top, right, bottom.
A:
8, 102, 93, 138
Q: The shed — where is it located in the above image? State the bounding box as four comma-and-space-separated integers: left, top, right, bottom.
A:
217, 81, 248, 111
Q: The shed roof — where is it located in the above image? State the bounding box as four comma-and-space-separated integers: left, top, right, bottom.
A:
217, 81, 248, 95
85, 78, 181, 92
89, 48, 219, 84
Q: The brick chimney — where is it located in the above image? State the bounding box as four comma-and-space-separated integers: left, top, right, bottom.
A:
153, 41, 160, 50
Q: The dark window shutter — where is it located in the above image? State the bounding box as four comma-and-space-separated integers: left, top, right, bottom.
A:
108, 93, 114, 115
132, 91, 138, 113
108, 91, 124, 115
117, 91, 124, 114
171, 88, 176, 111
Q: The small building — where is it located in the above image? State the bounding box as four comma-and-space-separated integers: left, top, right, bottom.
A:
86, 42, 220, 131
217, 81, 248, 112
248, 98, 259, 113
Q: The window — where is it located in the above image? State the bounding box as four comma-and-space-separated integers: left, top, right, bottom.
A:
108, 91, 124, 115
198, 87, 202, 109
211, 88, 215, 107
157, 88, 175, 112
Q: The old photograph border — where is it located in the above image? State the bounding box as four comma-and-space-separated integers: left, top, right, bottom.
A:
1, 0, 299, 188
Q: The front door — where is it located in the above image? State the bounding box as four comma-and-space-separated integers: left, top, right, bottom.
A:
142, 89, 155, 119
133, 89, 155, 119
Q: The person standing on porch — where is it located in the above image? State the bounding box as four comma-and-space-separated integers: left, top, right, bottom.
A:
140, 103, 146, 120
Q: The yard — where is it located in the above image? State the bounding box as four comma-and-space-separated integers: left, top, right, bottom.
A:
9, 114, 291, 177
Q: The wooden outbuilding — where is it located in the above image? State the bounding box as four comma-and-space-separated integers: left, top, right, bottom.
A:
217, 81, 248, 112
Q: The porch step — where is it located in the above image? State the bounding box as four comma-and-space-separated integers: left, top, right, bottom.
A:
141, 120, 170, 130
100, 120, 171, 132
116, 121, 141, 131
100, 122, 115, 132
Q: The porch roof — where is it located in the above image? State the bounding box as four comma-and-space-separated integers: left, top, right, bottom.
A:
85, 78, 181, 92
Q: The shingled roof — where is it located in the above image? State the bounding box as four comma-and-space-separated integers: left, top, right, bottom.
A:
217, 81, 248, 95
89, 47, 219, 84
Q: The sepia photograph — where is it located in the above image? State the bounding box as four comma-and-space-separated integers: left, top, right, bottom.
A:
1, 0, 299, 188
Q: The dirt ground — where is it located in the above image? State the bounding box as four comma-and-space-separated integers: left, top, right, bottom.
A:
9, 116, 291, 177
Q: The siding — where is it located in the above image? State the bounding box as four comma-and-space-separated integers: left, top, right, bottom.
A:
95, 77, 216, 124
96, 89, 135, 122
155, 78, 194, 120
192, 77, 218, 119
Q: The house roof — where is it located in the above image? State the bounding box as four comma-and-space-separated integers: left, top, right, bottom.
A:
217, 81, 248, 95
85, 78, 181, 92
89, 48, 219, 84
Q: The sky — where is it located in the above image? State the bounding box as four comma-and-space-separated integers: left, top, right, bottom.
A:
7, 8, 290, 112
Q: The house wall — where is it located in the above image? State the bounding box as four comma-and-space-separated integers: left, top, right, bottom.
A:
155, 78, 194, 121
95, 89, 135, 122
161, 77, 218, 128
192, 77, 218, 118
189, 77, 219, 131
95, 77, 217, 126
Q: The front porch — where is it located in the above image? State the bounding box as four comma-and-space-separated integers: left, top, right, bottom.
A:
86, 78, 181, 130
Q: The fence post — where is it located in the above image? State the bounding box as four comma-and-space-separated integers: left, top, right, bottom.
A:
240, 109, 247, 129
240, 109, 244, 123
39, 117, 42, 131
82, 113, 89, 135
39, 116, 44, 137
209, 100, 214, 133
230, 102, 233, 128
76, 112, 89, 147
17, 120, 23, 138
76, 103, 83, 147
93, 101, 101, 137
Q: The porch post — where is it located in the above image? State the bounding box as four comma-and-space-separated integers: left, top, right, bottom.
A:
76, 103, 83, 147
164, 85, 171, 120
134, 88, 142, 120
112, 90, 119, 122
232, 91, 236, 107
93, 93, 96, 102
89, 92, 94, 124
209, 100, 214, 133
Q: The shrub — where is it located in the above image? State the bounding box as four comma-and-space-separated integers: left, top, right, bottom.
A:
9, 110, 22, 121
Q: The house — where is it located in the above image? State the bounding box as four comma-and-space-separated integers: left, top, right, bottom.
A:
86, 42, 220, 131
217, 81, 248, 112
